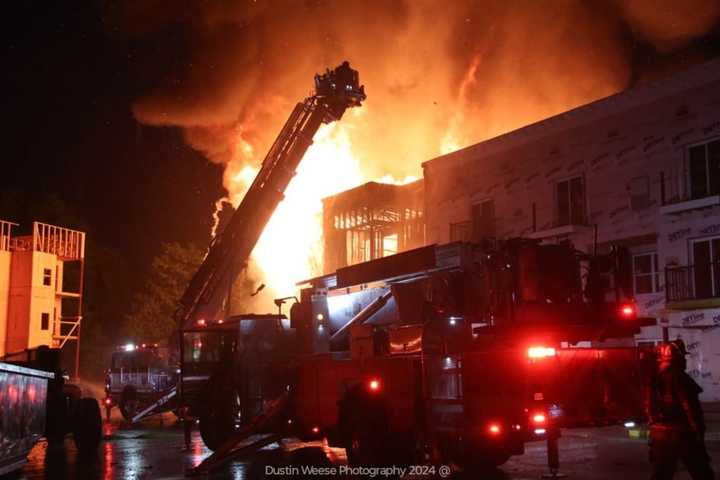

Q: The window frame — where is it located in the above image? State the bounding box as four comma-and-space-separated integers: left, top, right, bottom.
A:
554, 174, 587, 227
632, 251, 661, 295
686, 137, 720, 200
42, 268, 52, 286
471, 198, 495, 242
689, 235, 720, 299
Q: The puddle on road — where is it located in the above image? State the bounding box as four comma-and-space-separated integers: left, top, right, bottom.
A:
16, 421, 253, 480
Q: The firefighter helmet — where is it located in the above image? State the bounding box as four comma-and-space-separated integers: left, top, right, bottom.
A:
658, 339, 688, 362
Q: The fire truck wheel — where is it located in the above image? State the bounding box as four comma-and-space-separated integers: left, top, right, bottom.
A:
119, 386, 139, 422
338, 389, 390, 466
73, 398, 102, 454
198, 379, 243, 451
45, 386, 68, 444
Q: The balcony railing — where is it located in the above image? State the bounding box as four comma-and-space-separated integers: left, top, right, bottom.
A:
665, 262, 720, 302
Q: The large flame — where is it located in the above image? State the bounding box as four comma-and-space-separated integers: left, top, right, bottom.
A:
224, 117, 427, 302
252, 123, 363, 298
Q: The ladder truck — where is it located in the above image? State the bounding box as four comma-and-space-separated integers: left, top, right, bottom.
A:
186, 239, 657, 476
173, 62, 366, 448
287, 239, 657, 472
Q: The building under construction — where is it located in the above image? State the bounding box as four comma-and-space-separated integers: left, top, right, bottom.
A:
322, 180, 425, 273
0, 220, 85, 377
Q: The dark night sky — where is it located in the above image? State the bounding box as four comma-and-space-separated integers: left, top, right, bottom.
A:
1, 1, 225, 271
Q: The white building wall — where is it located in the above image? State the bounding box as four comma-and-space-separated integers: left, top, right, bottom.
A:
423, 59, 720, 400
6, 250, 56, 353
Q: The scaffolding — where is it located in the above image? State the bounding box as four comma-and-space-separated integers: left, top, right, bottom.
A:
322, 180, 425, 274
8, 222, 85, 377
0, 220, 17, 252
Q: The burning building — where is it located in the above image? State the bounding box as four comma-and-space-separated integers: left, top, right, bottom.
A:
322, 58, 720, 400
322, 180, 425, 273
0, 220, 85, 377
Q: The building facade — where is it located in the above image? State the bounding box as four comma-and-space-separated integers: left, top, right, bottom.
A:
422, 59, 720, 400
0, 220, 84, 375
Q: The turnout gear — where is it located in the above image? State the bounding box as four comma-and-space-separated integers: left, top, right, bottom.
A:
646, 340, 714, 480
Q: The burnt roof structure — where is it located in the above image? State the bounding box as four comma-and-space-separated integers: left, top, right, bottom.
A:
322, 180, 425, 274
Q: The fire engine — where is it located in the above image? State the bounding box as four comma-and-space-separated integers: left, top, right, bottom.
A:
103, 343, 178, 421
286, 239, 655, 469
185, 239, 655, 475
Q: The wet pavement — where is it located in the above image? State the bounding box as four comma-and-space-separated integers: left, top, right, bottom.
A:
6, 411, 720, 479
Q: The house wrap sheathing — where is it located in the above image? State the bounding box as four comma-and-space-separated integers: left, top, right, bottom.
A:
422, 59, 720, 400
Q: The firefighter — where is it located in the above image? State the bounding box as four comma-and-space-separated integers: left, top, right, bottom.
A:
646, 339, 714, 480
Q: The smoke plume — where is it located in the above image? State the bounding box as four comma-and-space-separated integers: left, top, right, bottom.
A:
103, 0, 720, 301
107, 0, 720, 181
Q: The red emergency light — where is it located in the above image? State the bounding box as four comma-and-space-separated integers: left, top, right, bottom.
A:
527, 346, 556, 359
488, 423, 502, 435
311, 426, 320, 434
104, 398, 112, 406
367, 378, 381, 393
532, 413, 546, 424
619, 303, 636, 319
197, 319, 207, 327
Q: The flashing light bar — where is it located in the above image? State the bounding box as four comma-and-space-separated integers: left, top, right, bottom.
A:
124, 343, 136, 352
528, 346, 556, 359
534, 428, 546, 435
624, 421, 636, 428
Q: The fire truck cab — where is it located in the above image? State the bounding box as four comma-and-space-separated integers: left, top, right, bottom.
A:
289, 240, 654, 468
179, 314, 297, 450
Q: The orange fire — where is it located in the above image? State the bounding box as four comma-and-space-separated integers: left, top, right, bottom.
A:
223, 116, 436, 303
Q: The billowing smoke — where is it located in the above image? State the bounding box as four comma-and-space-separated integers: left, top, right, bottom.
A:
104, 0, 720, 303
107, 0, 720, 180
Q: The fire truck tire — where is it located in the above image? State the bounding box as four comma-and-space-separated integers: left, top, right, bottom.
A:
198, 377, 243, 451
119, 386, 139, 422
73, 398, 102, 454
338, 390, 391, 466
45, 387, 68, 444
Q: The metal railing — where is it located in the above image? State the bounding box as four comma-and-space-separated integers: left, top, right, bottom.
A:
665, 262, 720, 302
108, 371, 174, 393
0, 220, 17, 251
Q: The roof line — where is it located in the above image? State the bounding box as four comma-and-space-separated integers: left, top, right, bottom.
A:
423, 58, 720, 169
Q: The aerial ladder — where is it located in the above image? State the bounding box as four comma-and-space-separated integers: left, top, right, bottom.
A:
175, 61, 366, 331
129, 63, 365, 429
151, 63, 366, 468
